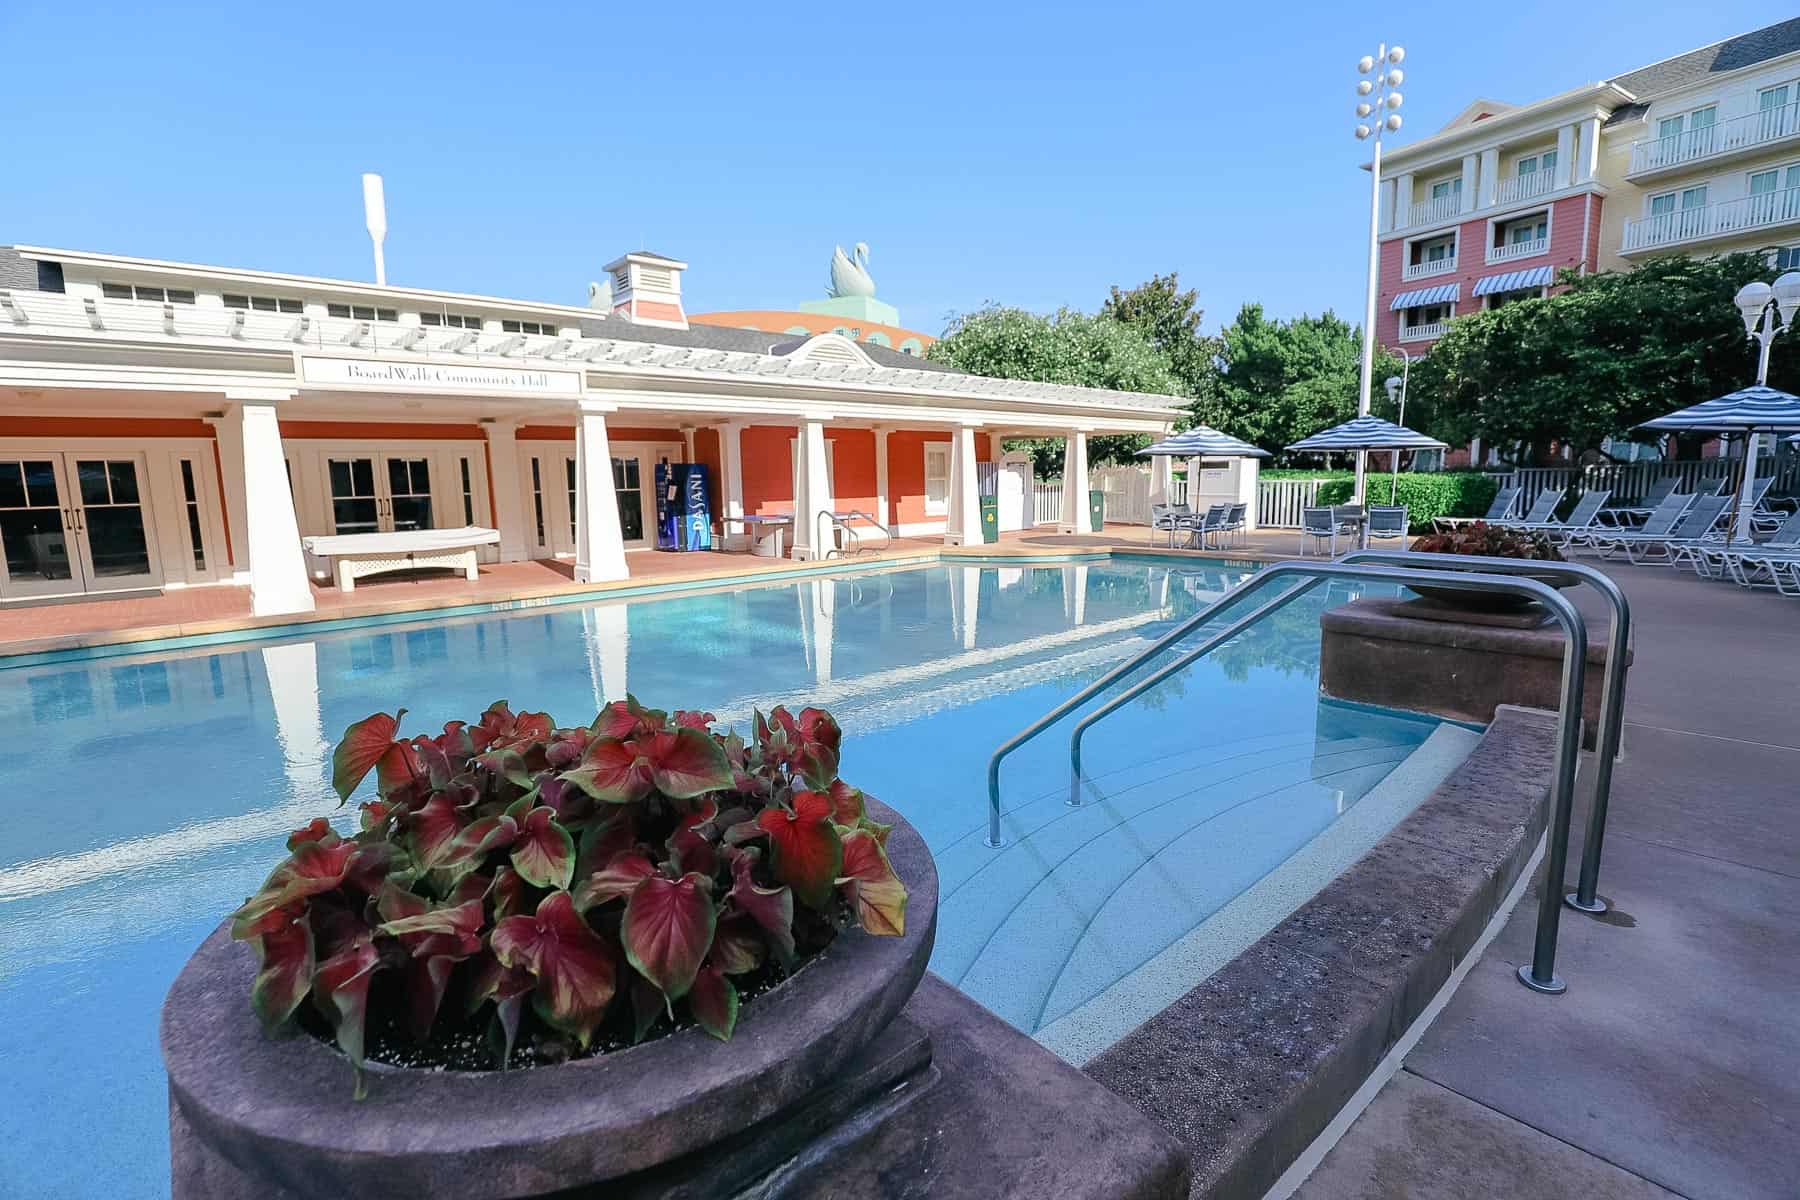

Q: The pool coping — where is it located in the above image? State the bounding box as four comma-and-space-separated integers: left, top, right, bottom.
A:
0, 544, 1267, 669
1082, 703, 1558, 1200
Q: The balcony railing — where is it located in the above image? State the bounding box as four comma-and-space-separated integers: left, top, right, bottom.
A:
1406, 193, 1463, 228
1398, 321, 1447, 342
1492, 171, 1557, 208
1402, 256, 1458, 280
1629, 102, 1800, 176
1621, 186, 1800, 253
1486, 237, 1549, 264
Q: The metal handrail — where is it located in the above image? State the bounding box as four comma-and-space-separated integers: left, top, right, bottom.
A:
1339, 550, 1631, 914
815, 509, 894, 558
985, 559, 1588, 995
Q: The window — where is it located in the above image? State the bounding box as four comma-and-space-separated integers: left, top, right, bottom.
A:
1430, 178, 1461, 200
326, 303, 398, 322
418, 311, 484, 329
923, 443, 951, 515
1407, 303, 1450, 328
1516, 155, 1538, 175
223, 292, 304, 314
1759, 85, 1791, 111
101, 282, 195, 304
1509, 218, 1548, 245
1659, 105, 1716, 141
179, 458, 206, 572
459, 457, 476, 526
500, 318, 556, 335
1749, 163, 1800, 194
1414, 234, 1454, 264
1777, 247, 1800, 271
1649, 186, 1707, 218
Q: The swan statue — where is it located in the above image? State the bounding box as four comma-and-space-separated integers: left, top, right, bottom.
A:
587, 279, 612, 309
828, 242, 876, 299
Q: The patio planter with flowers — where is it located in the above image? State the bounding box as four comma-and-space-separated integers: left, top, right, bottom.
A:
161, 697, 937, 1199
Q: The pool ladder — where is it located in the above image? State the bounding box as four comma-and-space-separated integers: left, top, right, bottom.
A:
817, 509, 894, 558
983, 554, 1633, 998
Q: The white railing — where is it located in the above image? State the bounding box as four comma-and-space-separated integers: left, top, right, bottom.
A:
1486, 236, 1549, 264
1622, 186, 1800, 252
1256, 478, 1331, 528
1399, 321, 1447, 342
1405, 193, 1463, 228
1488, 457, 1800, 512
1493, 171, 1557, 207
1034, 482, 1064, 526
1629, 102, 1800, 175
1402, 256, 1457, 280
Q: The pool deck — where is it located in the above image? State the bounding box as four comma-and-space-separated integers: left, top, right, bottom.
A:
1290, 558, 1800, 1200
0, 524, 1333, 661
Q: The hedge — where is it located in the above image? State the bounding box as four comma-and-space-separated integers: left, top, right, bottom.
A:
1263, 471, 1498, 532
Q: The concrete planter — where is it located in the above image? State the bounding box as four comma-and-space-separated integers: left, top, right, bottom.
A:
162, 800, 938, 1200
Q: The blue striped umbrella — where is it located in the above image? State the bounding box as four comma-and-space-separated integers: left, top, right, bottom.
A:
1286, 414, 1447, 452
1137, 426, 1270, 458
1635, 385, 1800, 433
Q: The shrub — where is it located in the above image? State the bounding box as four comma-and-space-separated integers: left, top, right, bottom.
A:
230, 698, 906, 1098
1311, 471, 1498, 532
1411, 521, 1565, 561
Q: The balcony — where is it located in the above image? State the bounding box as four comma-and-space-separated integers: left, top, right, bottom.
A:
1486, 237, 1549, 265
1620, 187, 1800, 254
1406, 193, 1463, 228
1492, 170, 1557, 208
1398, 321, 1446, 343
1402, 256, 1458, 281
1628, 102, 1800, 178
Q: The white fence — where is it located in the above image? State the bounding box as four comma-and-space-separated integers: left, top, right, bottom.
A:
1257, 477, 1332, 528
1492, 457, 1800, 512
1033, 469, 1190, 527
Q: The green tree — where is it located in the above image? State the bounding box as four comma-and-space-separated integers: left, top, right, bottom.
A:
1102, 272, 1220, 398
1411, 253, 1795, 462
928, 305, 1183, 476
1196, 304, 1405, 454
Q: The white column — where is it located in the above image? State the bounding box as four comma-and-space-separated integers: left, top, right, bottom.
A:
1148, 453, 1173, 507
716, 421, 746, 550
582, 601, 629, 708
1460, 154, 1480, 213
1554, 124, 1576, 188
573, 400, 628, 583
790, 417, 833, 561
481, 420, 528, 562
1237, 456, 1261, 531
952, 565, 980, 650
261, 642, 327, 802
205, 411, 252, 584
1576, 116, 1601, 183
1477, 148, 1499, 209
1394, 173, 1414, 228
987, 431, 1006, 462
873, 427, 892, 530
1057, 431, 1090, 533
1062, 563, 1089, 626
681, 426, 696, 461
216, 395, 313, 615
800, 579, 834, 682
944, 424, 984, 546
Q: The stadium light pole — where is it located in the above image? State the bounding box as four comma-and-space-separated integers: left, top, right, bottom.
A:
1354, 44, 1406, 504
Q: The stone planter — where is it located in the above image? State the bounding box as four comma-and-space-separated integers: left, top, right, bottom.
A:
163, 800, 939, 1200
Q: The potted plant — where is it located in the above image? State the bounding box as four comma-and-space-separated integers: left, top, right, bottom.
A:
163, 697, 935, 1198
1407, 521, 1570, 612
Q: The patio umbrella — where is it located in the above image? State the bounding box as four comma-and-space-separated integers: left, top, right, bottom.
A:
1286, 415, 1448, 503
1638, 385, 1800, 542
1136, 426, 1271, 458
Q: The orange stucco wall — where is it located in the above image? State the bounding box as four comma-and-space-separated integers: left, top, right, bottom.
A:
515, 425, 686, 443
278, 421, 486, 441
0, 415, 217, 439
732, 426, 958, 527
887, 430, 952, 527
692, 427, 723, 521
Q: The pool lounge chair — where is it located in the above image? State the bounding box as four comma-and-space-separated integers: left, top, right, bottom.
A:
1699, 509, 1800, 585
1667, 479, 1776, 571
1597, 476, 1678, 527
1571, 492, 1694, 554
1602, 495, 1733, 564
1508, 489, 1612, 548
1434, 485, 1519, 532
1489, 487, 1566, 531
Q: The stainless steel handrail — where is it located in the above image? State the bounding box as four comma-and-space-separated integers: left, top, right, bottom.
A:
1339, 550, 1632, 914
816, 509, 894, 558
985, 560, 1587, 995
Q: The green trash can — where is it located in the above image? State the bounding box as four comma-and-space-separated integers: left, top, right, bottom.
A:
1088, 489, 1105, 533
979, 496, 1000, 544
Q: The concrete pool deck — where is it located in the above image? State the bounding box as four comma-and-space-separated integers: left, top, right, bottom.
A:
1288, 558, 1800, 1200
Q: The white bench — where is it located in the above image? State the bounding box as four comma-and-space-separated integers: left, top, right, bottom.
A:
301, 526, 501, 592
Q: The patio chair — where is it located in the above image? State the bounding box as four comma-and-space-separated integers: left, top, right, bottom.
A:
1179, 504, 1228, 550
1219, 502, 1248, 548
1490, 487, 1566, 530
1367, 506, 1409, 545
1433, 485, 1519, 532
1300, 506, 1338, 556
1615, 494, 1733, 564
1669, 479, 1778, 570
1575, 492, 1696, 556
1150, 503, 1191, 549
1511, 489, 1612, 548
1700, 509, 1800, 585
1597, 476, 1678, 527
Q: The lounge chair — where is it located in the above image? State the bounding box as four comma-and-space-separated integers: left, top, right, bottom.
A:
1597, 476, 1678, 527
1490, 487, 1566, 530
1510, 489, 1612, 548
1699, 509, 1800, 585
302, 526, 501, 591
1668, 479, 1777, 571
1572, 492, 1695, 555
1607, 495, 1732, 564
1300, 506, 1338, 556
1367, 505, 1409, 546
1434, 485, 1519, 532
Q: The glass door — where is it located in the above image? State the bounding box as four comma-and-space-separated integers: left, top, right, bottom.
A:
523, 451, 578, 558
384, 457, 433, 531
327, 457, 381, 534
0, 454, 162, 599
71, 457, 161, 591
0, 458, 79, 598
326, 455, 436, 535
612, 455, 647, 547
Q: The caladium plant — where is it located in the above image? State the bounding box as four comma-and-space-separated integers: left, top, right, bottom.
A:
230, 696, 906, 1098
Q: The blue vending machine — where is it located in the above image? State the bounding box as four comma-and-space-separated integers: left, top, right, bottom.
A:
655, 461, 713, 551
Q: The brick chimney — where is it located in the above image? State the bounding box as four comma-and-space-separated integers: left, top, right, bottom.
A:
603, 251, 688, 329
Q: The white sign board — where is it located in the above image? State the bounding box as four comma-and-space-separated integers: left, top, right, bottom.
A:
298, 355, 584, 398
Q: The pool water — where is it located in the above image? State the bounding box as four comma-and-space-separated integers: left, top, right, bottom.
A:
0, 557, 1449, 1197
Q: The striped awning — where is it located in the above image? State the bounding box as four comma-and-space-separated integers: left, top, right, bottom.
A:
1389, 283, 1459, 311
1637, 385, 1800, 434
1287, 414, 1449, 452
1137, 426, 1270, 458
1473, 265, 1555, 297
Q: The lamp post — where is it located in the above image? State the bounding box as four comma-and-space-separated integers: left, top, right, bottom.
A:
1383, 347, 1412, 504
1730, 273, 1800, 539
1354, 43, 1407, 505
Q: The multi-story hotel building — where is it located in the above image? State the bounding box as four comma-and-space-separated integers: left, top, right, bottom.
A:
1376, 17, 1800, 352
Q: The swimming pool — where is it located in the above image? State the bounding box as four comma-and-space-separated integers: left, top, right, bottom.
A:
0, 556, 1467, 1197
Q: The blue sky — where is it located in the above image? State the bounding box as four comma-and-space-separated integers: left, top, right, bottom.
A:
0, 1, 1778, 335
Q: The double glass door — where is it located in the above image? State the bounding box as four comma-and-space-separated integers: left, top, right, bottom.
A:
0, 453, 162, 598
326, 456, 436, 535
521, 447, 660, 558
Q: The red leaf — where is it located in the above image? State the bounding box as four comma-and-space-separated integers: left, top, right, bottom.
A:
594, 695, 657, 738
247, 908, 314, 1030
510, 806, 576, 891
688, 961, 738, 1041
375, 740, 424, 799
313, 935, 384, 1099
377, 895, 485, 945
331, 710, 405, 802
491, 891, 617, 1047
562, 737, 655, 805
642, 728, 734, 799
755, 790, 843, 910
572, 852, 656, 912
409, 794, 519, 872
674, 709, 716, 731
286, 818, 338, 851
709, 914, 767, 975
489, 866, 529, 919
574, 809, 638, 881
621, 873, 717, 1007
836, 828, 908, 937
826, 780, 866, 824
544, 727, 593, 769
474, 747, 534, 789
667, 805, 718, 877
727, 849, 796, 966
231, 840, 359, 935
466, 950, 534, 1067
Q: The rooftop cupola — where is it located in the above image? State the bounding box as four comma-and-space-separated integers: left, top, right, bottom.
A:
602, 250, 688, 329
